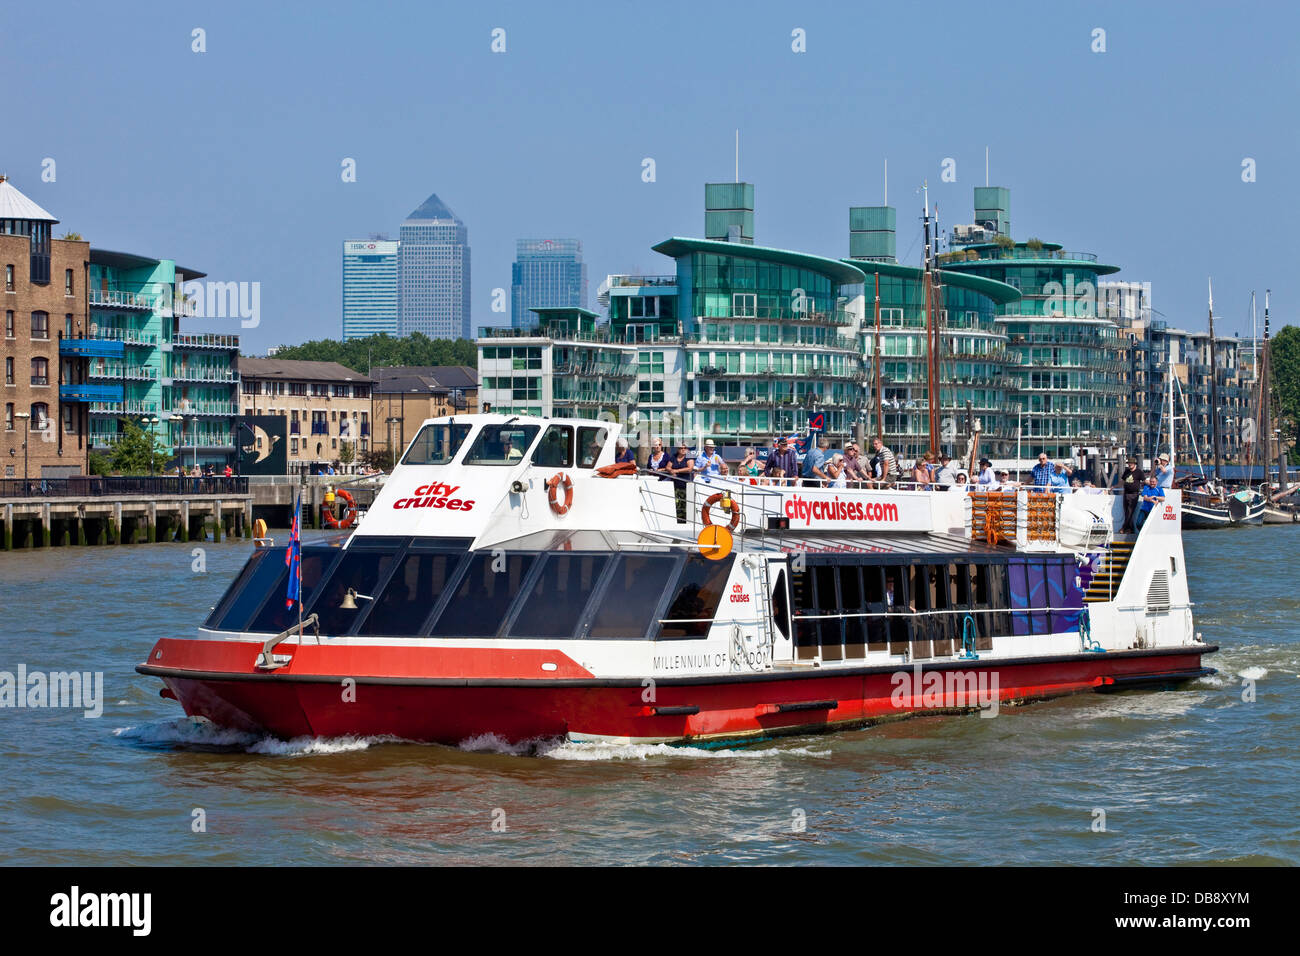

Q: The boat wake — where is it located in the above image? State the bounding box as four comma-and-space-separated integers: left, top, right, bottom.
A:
113, 717, 404, 756
458, 732, 831, 761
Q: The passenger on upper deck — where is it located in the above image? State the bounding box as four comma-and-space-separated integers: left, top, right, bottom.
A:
1118, 456, 1145, 533
976, 457, 997, 488
615, 440, 635, 465
647, 439, 669, 475
867, 436, 900, 488
801, 437, 832, 487
664, 442, 694, 522
934, 454, 957, 488
764, 436, 799, 487
694, 438, 727, 480
1031, 453, 1054, 489
1137, 473, 1165, 529
1050, 462, 1073, 492
842, 443, 870, 487
1155, 453, 1174, 489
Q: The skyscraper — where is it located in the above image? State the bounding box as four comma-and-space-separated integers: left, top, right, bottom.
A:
342, 238, 399, 340
397, 193, 471, 340
510, 239, 587, 329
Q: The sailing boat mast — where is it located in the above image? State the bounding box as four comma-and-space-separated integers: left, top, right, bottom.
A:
1207, 278, 1224, 486
873, 272, 883, 440
922, 184, 939, 453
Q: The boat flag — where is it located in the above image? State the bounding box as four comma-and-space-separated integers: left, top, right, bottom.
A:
285, 491, 302, 609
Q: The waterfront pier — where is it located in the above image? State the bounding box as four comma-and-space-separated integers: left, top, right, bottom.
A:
0, 476, 252, 550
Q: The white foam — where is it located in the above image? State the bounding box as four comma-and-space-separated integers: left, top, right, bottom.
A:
542, 740, 832, 762
114, 717, 260, 748
246, 734, 398, 756
1237, 666, 1268, 681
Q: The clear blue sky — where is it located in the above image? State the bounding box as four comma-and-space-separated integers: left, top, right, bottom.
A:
4, 0, 1297, 352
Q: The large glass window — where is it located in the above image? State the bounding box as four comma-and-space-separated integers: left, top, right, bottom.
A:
359, 550, 458, 636
587, 555, 676, 639
205, 547, 282, 629
308, 548, 398, 635
246, 545, 341, 634
463, 424, 540, 465
430, 553, 537, 637
577, 425, 608, 467
660, 555, 735, 639
510, 554, 610, 638
402, 422, 472, 465
531, 424, 573, 468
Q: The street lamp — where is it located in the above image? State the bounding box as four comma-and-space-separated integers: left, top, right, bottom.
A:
14, 411, 30, 488
144, 415, 159, 475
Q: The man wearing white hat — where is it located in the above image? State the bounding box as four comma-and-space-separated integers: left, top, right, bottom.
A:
694, 438, 727, 481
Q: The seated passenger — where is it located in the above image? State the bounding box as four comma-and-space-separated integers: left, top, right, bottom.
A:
582, 440, 604, 466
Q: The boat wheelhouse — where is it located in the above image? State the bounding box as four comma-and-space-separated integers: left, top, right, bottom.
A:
138, 414, 1216, 746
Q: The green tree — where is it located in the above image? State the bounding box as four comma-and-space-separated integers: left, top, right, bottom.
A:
109, 419, 171, 475
87, 450, 113, 476
1271, 324, 1300, 463
263, 334, 477, 376
338, 440, 356, 467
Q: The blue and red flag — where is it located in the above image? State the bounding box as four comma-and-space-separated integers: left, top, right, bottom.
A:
285, 491, 302, 609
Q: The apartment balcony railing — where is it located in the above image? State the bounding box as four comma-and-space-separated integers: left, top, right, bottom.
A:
88, 328, 158, 346
89, 365, 158, 381
606, 274, 677, 288
60, 338, 125, 359
173, 401, 237, 416
60, 383, 125, 403
173, 332, 240, 350
172, 367, 237, 382
90, 288, 155, 310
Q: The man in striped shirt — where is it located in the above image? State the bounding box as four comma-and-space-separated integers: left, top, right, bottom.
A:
868, 436, 899, 487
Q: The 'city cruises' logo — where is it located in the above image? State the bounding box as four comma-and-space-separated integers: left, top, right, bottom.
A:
392, 482, 475, 512
1163, 503, 1177, 521
784, 494, 899, 526
729, 583, 750, 603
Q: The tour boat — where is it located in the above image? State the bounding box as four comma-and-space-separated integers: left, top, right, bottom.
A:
137, 414, 1217, 747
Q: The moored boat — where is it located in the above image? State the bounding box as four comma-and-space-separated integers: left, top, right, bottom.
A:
138, 414, 1216, 746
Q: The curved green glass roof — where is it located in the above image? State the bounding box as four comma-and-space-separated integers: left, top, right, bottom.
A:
653, 237, 866, 286
839, 259, 1023, 306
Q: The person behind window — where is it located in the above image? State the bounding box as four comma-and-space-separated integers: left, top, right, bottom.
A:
535, 429, 567, 467
581, 439, 603, 467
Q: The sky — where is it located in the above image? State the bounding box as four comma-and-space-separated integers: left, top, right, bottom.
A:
4, 0, 1297, 353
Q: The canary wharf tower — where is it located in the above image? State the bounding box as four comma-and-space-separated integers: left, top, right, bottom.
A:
398, 192, 472, 339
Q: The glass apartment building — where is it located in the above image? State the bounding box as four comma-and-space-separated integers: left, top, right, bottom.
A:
398, 193, 471, 340
342, 239, 399, 340
86, 251, 239, 467
510, 239, 587, 330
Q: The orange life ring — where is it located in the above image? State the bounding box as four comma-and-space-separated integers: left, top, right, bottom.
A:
701, 491, 740, 530
324, 488, 357, 529
546, 473, 574, 516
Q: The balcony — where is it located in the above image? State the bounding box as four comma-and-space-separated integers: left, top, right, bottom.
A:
61, 383, 125, 403
173, 401, 237, 416
172, 367, 237, 382
173, 332, 240, 351
88, 328, 158, 347
89, 365, 157, 381
90, 288, 155, 310
60, 338, 125, 359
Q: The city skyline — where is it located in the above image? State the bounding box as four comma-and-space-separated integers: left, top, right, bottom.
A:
3, 1, 1296, 354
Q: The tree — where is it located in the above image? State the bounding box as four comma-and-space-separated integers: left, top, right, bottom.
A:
109, 419, 171, 475
338, 440, 355, 467
87, 450, 113, 476
262, 334, 477, 376
1271, 324, 1300, 463
994, 234, 1015, 251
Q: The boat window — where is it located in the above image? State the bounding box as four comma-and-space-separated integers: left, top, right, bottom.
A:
205, 547, 279, 629
931, 564, 956, 655
587, 555, 676, 639
430, 553, 537, 637
246, 545, 341, 634
770, 569, 789, 640
308, 548, 399, 635
531, 425, 574, 469
813, 564, 841, 649
790, 565, 818, 656
659, 554, 735, 639
463, 424, 541, 466
358, 550, 458, 636
510, 553, 610, 638
862, 565, 888, 651
576, 426, 609, 468
402, 422, 472, 465
885, 565, 911, 655
840, 565, 865, 651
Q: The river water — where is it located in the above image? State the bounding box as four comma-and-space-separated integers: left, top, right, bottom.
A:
1, 529, 1296, 865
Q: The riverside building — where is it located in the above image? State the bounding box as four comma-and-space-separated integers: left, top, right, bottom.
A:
238, 358, 373, 472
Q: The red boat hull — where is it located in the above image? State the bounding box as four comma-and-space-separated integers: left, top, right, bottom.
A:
138, 641, 1216, 746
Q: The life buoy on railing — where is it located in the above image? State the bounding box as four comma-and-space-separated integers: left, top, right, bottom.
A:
701, 491, 741, 530
323, 488, 357, 529
546, 473, 574, 516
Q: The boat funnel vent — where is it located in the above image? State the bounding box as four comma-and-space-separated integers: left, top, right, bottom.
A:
1146, 570, 1170, 614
